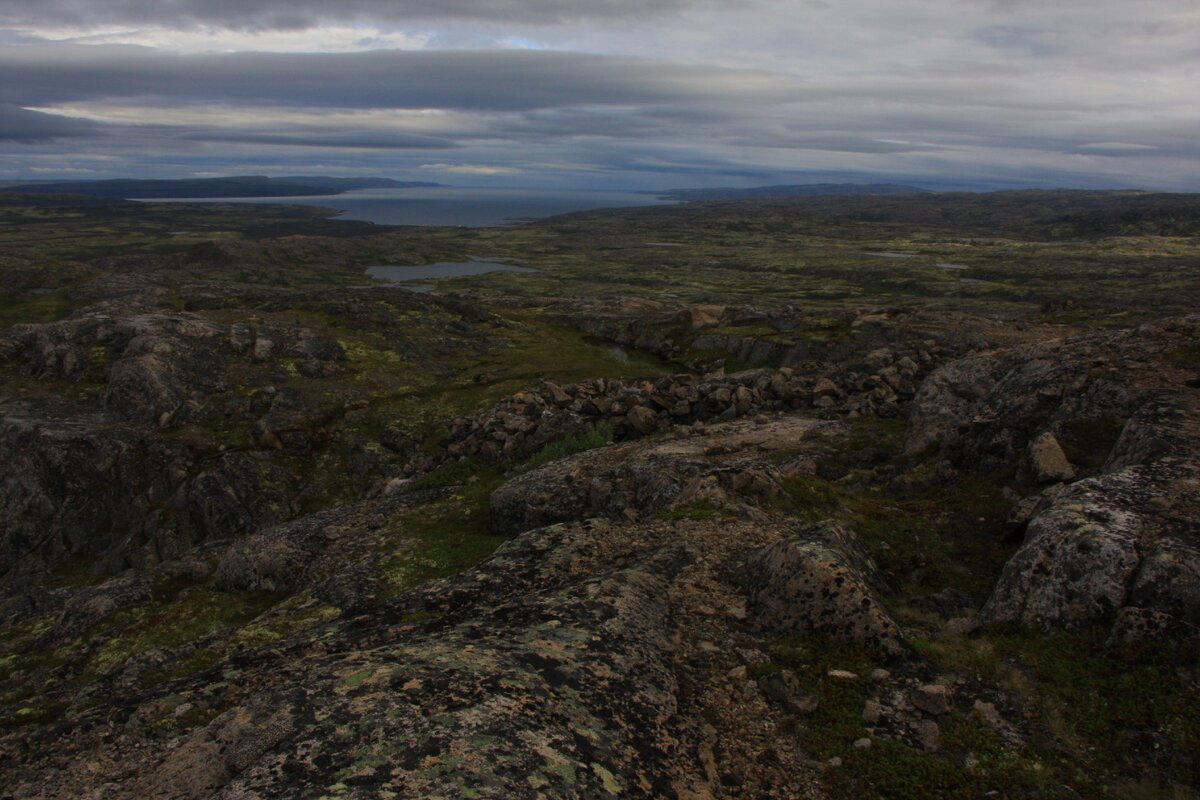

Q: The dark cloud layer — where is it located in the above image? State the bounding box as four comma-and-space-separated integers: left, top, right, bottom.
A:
0, 1, 1196, 189
0, 102, 98, 141
0, 45, 790, 111
0, 0, 722, 29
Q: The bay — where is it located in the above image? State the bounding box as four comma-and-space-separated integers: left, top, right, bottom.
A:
147, 186, 675, 227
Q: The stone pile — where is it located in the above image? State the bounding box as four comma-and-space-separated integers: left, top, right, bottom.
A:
417, 349, 931, 472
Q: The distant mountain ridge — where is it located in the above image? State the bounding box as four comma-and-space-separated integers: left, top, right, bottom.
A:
5, 175, 442, 199
664, 183, 929, 201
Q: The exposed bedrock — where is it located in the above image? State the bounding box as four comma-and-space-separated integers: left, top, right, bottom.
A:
906, 315, 1200, 652
0, 401, 295, 600
488, 415, 843, 536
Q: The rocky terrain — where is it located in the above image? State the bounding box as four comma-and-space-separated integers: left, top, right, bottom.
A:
1, 191, 1198, 799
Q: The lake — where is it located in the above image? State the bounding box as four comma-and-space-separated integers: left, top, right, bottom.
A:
367, 260, 537, 290
149, 186, 675, 227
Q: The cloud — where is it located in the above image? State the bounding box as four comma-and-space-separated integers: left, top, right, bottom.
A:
0, 102, 98, 141
0, 1, 1197, 189
421, 163, 521, 175
1077, 142, 1160, 153
0, 45, 796, 112
0, 0, 731, 30
176, 130, 460, 150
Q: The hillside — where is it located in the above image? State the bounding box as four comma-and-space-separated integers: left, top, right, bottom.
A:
0, 190, 1198, 799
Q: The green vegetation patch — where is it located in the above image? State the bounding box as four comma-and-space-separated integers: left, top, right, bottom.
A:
523, 422, 614, 471
84, 587, 284, 681
653, 500, 727, 522
379, 463, 508, 596
774, 419, 1015, 602
910, 628, 1200, 798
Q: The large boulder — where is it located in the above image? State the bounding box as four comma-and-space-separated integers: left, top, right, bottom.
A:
745, 521, 907, 657
982, 397, 1200, 655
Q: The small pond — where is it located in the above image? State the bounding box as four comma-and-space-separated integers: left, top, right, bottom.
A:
366, 260, 538, 288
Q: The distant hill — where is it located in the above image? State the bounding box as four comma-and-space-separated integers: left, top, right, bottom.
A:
663, 183, 930, 201
5, 175, 442, 199
274, 176, 441, 192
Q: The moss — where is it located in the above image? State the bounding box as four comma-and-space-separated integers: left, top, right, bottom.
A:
590, 762, 624, 795
232, 597, 341, 649
379, 463, 508, 596
84, 588, 284, 681
0, 701, 68, 731
523, 422, 614, 471
653, 500, 727, 521
343, 669, 374, 688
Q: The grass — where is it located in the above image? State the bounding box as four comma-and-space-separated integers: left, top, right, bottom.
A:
523, 422, 614, 471
761, 630, 1200, 799
773, 418, 1015, 602
908, 628, 1200, 798
654, 500, 728, 521
0, 289, 82, 329
83, 588, 284, 681
378, 464, 509, 596
379, 421, 619, 598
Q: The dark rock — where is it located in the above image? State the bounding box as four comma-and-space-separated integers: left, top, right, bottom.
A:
758, 670, 819, 715
911, 684, 951, 716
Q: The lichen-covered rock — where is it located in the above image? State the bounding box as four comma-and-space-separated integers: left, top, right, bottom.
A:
489, 415, 842, 536
745, 521, 907, 657
982, 396, 1200, 654
906, 315, 1200, 474
215, 492, 433, 605
43, 575, 153, 641
7, 517, 828, 799
1027, 432, 1076, 483
0, 402, 296, 595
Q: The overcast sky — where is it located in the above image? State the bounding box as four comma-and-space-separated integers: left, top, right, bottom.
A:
1, 0, 1198, 189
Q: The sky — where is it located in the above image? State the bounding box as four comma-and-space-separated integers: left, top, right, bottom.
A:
1, 0, 1198, 190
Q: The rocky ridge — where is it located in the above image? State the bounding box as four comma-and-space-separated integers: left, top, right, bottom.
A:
2, 303, 1199, 798
910, 315, 1200, 653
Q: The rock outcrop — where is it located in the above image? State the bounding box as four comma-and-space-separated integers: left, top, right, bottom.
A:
426, 361, 919, 475
0, 402, 297, 597
5, 512, 843, 799
489, 415, 841, 536
746, 521, 907, 657
908, 315, 1200, 653
981, 396, 1200, 654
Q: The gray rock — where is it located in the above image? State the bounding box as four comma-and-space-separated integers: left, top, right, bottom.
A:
982, 394, 1200, 654
745, 521, 907, 657
912, 719, 940, 752
625, 404, 660, 436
